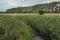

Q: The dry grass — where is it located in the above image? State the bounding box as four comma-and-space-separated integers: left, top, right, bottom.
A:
44, 13, 60, 16
0, 13, 60, 16
0, 13, 39, 16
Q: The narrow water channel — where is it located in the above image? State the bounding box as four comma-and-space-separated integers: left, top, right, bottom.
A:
35, 35, 43, 40
30, 26, 45, 40
32, 27, 44, 40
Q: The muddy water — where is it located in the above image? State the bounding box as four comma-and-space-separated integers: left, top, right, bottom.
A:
35, 35, 43, 40
31, 26, 44, 40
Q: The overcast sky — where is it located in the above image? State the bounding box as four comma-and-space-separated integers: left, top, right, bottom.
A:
0, 0, 60, 11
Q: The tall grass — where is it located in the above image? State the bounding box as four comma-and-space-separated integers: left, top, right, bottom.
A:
0, 15, 60, 40
15, 15, 60, 40
0, 16, 33, 40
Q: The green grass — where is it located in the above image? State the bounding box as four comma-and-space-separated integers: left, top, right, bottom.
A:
0, 15, 60, 40
15, 15, 60, 40
0, 16, 33, 40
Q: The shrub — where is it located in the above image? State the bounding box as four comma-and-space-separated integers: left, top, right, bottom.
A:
38, 9, 45, 15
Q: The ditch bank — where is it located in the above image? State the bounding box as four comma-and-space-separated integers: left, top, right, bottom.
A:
31, 26, 51, 40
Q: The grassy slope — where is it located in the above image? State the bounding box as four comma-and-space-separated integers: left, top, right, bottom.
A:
0, 16, 33, 40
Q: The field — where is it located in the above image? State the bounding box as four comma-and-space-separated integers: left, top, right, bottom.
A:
0, 13, 60, 16
0, 13, 60, 40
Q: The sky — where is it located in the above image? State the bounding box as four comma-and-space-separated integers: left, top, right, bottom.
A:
0, 0, 60, 11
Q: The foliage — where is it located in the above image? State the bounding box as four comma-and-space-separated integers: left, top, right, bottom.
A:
6, 1, 60, 13
38, 9, 45, 15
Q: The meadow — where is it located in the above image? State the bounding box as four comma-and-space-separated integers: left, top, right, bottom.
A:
0, 13, 60, 40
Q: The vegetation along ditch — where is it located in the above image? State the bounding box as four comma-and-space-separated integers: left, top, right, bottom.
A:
0, 15, 60, 40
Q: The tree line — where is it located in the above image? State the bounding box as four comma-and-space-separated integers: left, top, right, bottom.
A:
0, 1, 60, 13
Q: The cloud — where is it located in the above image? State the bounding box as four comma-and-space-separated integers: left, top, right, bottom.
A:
0, 0, 60, 11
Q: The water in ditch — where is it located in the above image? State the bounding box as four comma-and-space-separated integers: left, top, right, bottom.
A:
35, 35, 43, 40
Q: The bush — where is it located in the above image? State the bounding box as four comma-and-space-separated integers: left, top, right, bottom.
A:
38, 9, 45, 15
